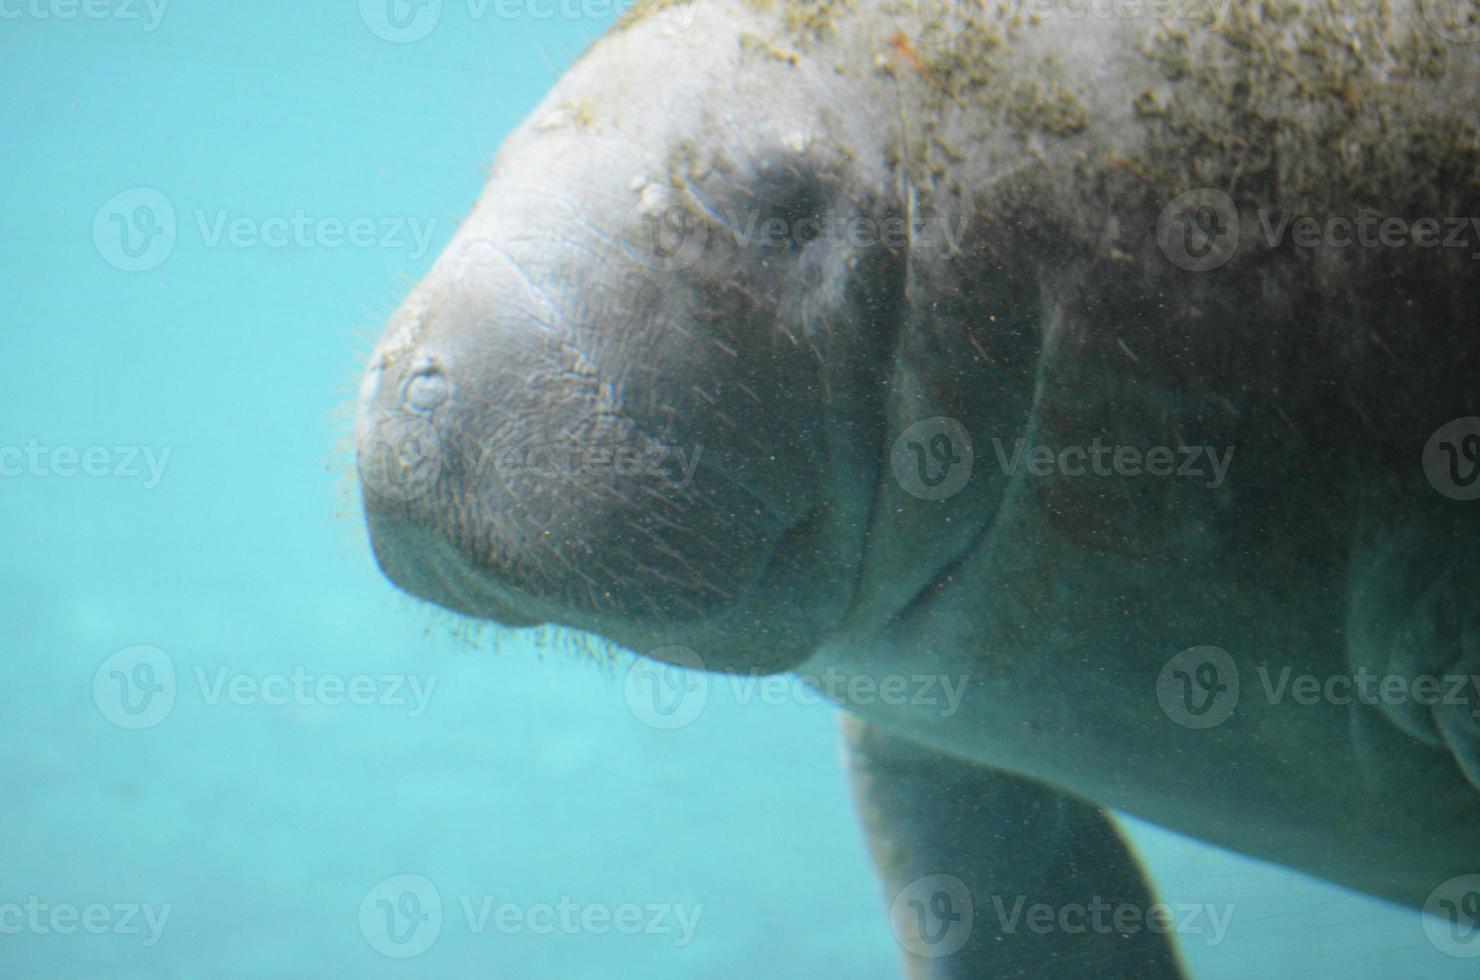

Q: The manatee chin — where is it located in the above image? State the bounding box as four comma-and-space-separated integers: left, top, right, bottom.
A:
355, 8, 903, 675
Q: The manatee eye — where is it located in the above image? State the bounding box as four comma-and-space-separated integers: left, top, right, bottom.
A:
731, 157, 833, 253
757, 164, 828, 247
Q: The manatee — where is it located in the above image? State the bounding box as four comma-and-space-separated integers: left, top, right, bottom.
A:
355, 0, 1480, 974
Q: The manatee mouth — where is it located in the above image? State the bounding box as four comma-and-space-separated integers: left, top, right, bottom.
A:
360, 489, 547, 629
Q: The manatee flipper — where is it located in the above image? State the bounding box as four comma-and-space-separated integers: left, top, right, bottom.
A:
1348, 493, 1480, 790
841, 715, 1187, 980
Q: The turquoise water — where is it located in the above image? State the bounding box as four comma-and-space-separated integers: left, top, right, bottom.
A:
1, 4, 1469, 977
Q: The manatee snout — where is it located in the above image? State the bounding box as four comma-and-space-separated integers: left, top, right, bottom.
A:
354, 183, 860, 674
355, 256, 792, 640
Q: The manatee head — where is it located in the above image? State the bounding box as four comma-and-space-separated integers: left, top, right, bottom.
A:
356, 6, 916, 675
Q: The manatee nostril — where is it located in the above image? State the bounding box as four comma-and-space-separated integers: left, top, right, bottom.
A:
403, 361, 450, 413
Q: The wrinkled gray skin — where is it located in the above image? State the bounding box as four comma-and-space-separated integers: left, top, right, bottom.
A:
358, 0, 1480, 975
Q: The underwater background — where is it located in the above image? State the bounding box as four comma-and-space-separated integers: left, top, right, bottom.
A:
1, 2, 1471, 977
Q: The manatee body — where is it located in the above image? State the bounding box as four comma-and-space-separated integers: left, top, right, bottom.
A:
357, 1, 1480, 975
